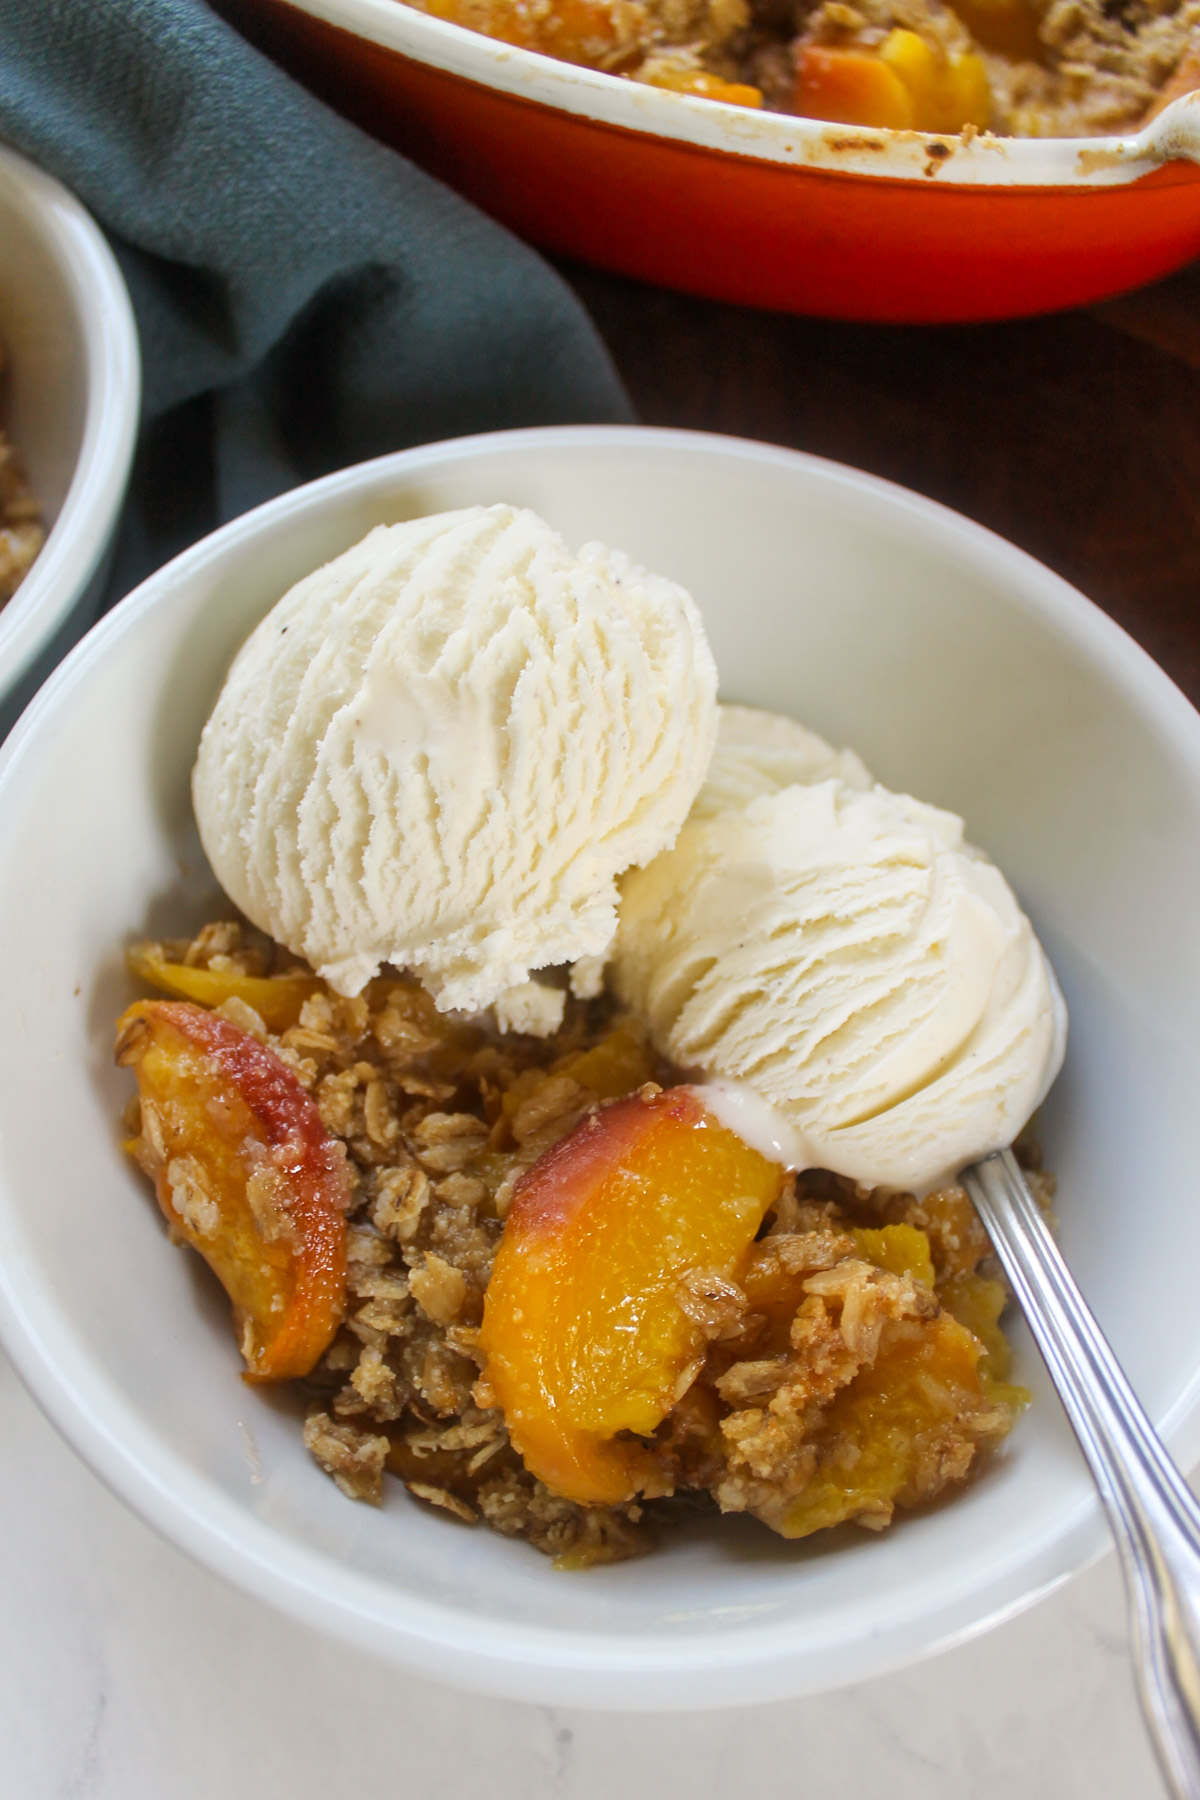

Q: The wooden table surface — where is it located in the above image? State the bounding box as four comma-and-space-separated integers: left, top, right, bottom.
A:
563, 262, 1200, 707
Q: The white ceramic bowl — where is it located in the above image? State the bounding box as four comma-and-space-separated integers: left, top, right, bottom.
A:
1, 425, 1199, 1710
0, 144, 140, 732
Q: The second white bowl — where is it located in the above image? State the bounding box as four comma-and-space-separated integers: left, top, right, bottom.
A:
0, 144, 140, 732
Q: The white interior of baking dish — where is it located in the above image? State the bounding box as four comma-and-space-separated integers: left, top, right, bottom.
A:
281, 0, 1200, 185
2, 426, 1200, 1709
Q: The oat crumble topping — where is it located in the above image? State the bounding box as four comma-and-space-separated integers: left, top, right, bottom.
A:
118, 919, 1042, 1566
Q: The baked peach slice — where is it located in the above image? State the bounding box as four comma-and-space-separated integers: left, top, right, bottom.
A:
639, 67, 764, 108
776, 1311, 1018, 1539
794, 45, 916, 130
795, 31, 990, 134
733, 1220, 1026, 1537
126, 941, 321, 1032
479, 1086, 785, 1505
412, 0, 643, 66
115, 999, 351, 1381
551, 1023, 656, 1100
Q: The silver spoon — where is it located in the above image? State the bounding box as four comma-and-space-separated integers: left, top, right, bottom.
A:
962, 1149, 1200, 1800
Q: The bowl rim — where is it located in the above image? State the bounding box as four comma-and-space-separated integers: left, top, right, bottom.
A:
0, 144, 141, 707
5, 421, 1200, 1708
269, 0, 1200, 189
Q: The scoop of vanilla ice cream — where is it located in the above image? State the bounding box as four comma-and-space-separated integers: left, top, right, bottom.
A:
193, 505, 717, 1014
613, 710, 1066, 1191
691, 703, 873, 818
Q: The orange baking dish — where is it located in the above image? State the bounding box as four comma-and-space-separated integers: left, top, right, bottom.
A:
226, 0, 1200, 322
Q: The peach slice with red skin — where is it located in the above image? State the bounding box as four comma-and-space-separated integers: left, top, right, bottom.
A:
479, 1086, 785, 1505
115, 999, 350, 1381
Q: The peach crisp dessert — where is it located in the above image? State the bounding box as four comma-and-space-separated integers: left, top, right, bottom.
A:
114, 507, 1064, 1565
401, 0, 1200, 139
0, 338, 45, 605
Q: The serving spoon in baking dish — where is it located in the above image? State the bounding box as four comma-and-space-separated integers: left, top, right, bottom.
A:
964, 1150, 1200, 1800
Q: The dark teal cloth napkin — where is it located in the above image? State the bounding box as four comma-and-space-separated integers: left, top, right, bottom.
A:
0, 0, 633, 600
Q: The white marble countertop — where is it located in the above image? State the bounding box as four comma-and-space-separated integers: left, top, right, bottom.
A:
1, 1346, 1166, 1800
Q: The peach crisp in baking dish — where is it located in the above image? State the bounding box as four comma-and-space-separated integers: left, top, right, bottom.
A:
115, 923, 1043, 1566
402, 0, 1200, 138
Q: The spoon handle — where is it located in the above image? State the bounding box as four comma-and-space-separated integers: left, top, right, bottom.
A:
963, 1149, 1200, 1800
